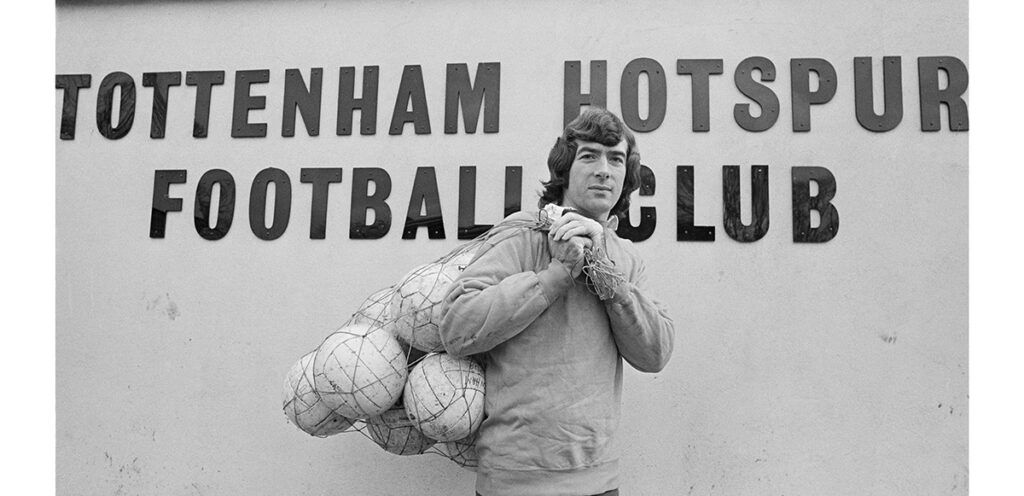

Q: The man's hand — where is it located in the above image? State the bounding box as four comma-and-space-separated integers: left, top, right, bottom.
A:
548, 211, 605, 246
548, 235, 591, 278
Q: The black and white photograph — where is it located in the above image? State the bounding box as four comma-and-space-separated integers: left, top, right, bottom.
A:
35, 0, 984, 494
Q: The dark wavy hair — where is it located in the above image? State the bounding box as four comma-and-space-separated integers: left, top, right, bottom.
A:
538, 107, 642, 219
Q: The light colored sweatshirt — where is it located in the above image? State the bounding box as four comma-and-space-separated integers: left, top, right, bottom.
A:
439, 211, 675, 496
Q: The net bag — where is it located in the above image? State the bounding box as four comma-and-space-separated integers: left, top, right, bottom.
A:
351, 286, 394, 327
365, 404, 437, 455
437, 433, 479, 470
403, 353, 485, 442
283, 207, 627, 465
282, 351, 354, 437
311, 322, 408, 419
387, 250, 478, 352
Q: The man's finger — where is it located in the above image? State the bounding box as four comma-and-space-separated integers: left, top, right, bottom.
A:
553, 222, 581, 241
553, 224, 572, 241
548, 215, 566, 233
549, 218, 573, 239
565, 225, 590, 241
551, 211, 587, 232
550, 212, 579, 231
567, 236, 591, 252
561, 211, 584, 223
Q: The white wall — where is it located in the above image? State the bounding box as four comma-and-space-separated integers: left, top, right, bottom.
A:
56, 1, 968, 494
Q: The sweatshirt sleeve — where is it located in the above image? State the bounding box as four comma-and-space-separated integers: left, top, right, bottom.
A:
439, 231, 574, 357
603, 255, 676, 373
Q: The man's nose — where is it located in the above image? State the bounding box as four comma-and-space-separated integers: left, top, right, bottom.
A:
594, 157, 611, 179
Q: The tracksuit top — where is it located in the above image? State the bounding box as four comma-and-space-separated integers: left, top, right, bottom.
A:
439, 211, 676, 496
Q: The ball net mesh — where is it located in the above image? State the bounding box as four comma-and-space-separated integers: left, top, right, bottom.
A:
312, 324, 408, 419
282, 207, 625, 469
404, 353, 485, 442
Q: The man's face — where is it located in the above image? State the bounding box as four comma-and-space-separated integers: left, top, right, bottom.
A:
561, 138, 628, 221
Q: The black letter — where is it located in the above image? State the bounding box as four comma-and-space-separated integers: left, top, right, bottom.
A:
564, 60, 607, 127
403, 167, 446, 239
445, 62, 500, 134
723, 166, 769, 242
457, 166, 492, 240
185, 71, 225, 138
390, 65, 431, 135
142, 72, 182, 139
300, 168, 342, 239
918, 56, 969, 131
150, 170, 187, 238
337, 66, 379, 135
504, 166, 523, 217
232, 70, 270, 138
733, 57, 779, 132
282, 68, 323, 137
194, 169, 236, 240
617, 165, 656, 242
677, 59, 723, 132
96, 72, 136, 140
791, 58, 837, 132
350, 168, 392, 239
677, 166, 714, 241
854, 57, 903, 132
249, 168, 292, 240
55, 74, 91, 140
620, 58, 667, 132
791, 166, 839, 243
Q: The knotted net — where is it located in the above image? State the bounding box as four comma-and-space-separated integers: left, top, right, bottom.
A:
282, 207, 626, 469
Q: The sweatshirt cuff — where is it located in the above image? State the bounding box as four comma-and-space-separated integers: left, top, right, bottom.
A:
537, 259, 574, 303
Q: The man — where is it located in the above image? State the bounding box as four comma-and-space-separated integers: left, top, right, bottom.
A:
439, 108, 675, 496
